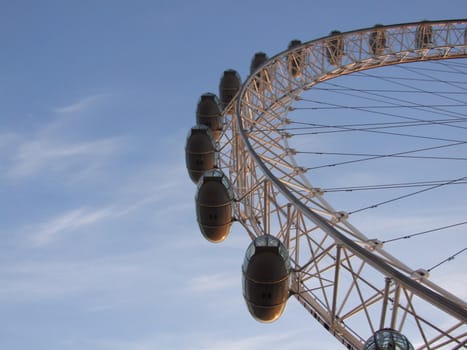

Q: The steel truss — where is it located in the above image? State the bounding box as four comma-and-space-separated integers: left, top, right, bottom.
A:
215, 20, 467, 349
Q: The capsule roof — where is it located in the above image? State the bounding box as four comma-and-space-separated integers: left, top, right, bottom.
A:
185, 124, 216, 144
364, 328, 414, 350
196, 169, 234, 198
196, 93, 222, 117
219, 69, 241, 87
244, 235, 291, 272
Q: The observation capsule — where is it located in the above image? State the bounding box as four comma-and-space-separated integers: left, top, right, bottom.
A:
196, 93, 223, 140
364, 329, 414, 350
195, 169, 234, 243
369, 25, 387, 55
287, 39, 304, 77
185, 125, 218, 183
250, 52, 270, 91
415, 22, 432, 49
242, 235, 291, 322
250, 52, 268, 74
219, 69, 241, 110
326, 30, 344, 66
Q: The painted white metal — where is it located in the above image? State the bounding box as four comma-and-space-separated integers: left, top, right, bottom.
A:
214, 20, 466, 349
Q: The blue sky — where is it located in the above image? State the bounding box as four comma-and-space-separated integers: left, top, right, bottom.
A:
0, 1, 466, 349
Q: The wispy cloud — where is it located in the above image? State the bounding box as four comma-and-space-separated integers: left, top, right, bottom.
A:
7, 137, 122, 178
26, 163, 190, 247
0, 91, 120, 180
30, 207, 115, 246
53, 94, 108, 114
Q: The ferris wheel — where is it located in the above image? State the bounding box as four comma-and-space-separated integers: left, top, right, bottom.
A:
185, 20, 467, 349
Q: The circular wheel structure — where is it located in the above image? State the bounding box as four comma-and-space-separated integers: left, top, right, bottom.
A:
189, 20, 467, 349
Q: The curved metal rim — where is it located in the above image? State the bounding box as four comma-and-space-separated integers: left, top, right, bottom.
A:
235, 20, 467, 323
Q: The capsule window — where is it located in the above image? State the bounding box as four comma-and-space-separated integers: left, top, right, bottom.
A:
267, 236, 279, 247
245, 243, 255, 261
221, 176, 234, 198
279, 245, 292, 271
255, 236, 268, 247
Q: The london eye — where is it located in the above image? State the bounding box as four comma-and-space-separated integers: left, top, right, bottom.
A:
186, 20, 467, 349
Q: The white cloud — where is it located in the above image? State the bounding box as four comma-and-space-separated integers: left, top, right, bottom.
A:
30, 206, 115, 246
1, 92, 121, 181
7, 136, 122, 178
25, 163, 191, 247
4, 146, 186, 247
53, 94, 108, 114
